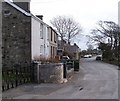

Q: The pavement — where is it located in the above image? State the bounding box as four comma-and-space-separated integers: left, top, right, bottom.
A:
2, 56, 119, 99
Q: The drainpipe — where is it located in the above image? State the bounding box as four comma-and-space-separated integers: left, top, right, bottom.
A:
37, 63, 40, 83
118, 26, 120, 70
118, 32, 120, 70
118, 2, 120, 70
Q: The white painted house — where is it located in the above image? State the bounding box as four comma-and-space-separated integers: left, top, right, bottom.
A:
31, 15, 49, 60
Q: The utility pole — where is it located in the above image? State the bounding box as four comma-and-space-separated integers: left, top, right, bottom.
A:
118, 32, 120, 69
118, 2, 120, 70
118, 27, 120, 70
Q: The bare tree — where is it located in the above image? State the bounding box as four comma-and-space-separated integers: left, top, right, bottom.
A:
87, 20, 120, 60
88, 21, 119, 50
50, 16, 82, 45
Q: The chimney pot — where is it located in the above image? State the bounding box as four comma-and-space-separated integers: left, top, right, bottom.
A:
36, 15, 43, 20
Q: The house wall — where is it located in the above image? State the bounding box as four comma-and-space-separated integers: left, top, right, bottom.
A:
2, 2, 31, 69
48, 27, 58, 58
31, 16, 49, 60
43, 24, 49, 58
32, 17, 43, 59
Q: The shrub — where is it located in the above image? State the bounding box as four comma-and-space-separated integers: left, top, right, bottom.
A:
33, 55, 60, 64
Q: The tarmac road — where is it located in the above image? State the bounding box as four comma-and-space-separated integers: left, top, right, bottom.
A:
41, 57, 118, 99
2, 56, 119, 99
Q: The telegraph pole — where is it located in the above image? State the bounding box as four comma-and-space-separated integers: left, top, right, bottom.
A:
117, 25, 120, 70
118, 1, 120, 69
118, 31, 120, 70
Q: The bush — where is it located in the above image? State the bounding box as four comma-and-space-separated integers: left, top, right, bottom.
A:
33, 55, 60, 64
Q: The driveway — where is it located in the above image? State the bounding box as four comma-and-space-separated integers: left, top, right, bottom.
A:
2, 57, 119, 99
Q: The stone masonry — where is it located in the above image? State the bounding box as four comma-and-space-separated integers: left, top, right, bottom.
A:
2, 2, 31, 70
33, 63, 64, 83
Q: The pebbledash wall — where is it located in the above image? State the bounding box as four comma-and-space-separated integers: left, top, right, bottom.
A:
2, 1, 31, 69
31, 16, 50, 60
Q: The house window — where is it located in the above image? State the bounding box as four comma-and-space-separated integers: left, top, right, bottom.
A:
3, 9, 11, 17
47, 27, 49, 40
40, 45, 44, 54
51, 29, 52, 41
40, 23, 43, 39
54, 47, 56, 57
54, 32, 57, 43
53, 47, 57, 57
51, 46, 52, 58
53, 46, 55, 58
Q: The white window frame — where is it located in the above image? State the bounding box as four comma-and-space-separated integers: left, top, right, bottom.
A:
40, 23, 43, 39
40, 45, 44, 54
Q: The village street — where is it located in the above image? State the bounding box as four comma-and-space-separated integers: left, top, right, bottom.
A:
3, 56, 119, 99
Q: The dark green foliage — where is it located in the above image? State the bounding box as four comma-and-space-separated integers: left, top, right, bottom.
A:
98, 43, 112, 60
73, 60, 79, 71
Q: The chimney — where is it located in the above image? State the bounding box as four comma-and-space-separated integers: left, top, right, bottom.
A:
68, 42, 70, 45
74, 43, 77, 46
13, 0, 31, 12
36, 15, 43, 20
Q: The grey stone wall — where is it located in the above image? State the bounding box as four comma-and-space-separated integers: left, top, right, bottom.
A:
67, 68, 74, 78
2, 2, 31, 70
34, 63, 64, 83
0, 1, 2, 96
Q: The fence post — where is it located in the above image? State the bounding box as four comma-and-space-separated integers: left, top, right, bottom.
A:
23, 66, 25, 83
19, 66, 22, 85
63, 63, 67, 78
15, 66, 18, 87
11, 69, 14, 88
31, 62, 35, 82
6, 70, 9, 90
37, 63, 40, 83
2, 71, 4, 91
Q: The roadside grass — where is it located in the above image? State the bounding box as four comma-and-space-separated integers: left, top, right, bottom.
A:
103, 59, 119, 66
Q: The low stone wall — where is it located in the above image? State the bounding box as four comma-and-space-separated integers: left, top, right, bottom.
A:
67, 68, 74, 78
34, 63, 64, 83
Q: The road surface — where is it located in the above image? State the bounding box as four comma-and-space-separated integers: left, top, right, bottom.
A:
3, 57, 118, 99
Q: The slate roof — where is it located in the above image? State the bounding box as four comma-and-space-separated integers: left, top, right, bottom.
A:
58, 40, 80, 53
65, 44, 80, 53
4, 0, 31, 16
3, 0, 49, 26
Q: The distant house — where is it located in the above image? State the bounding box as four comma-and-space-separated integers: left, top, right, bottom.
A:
58, 40, 81, 60
65, 43, 81, 60
58, 40, 67, 50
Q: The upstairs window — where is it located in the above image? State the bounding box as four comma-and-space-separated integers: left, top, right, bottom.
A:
47, 27, 49, 40
40, 45, 44, 54
51, 29, 53, 41
3, 9, 11, 17
54, 32, 57, 43
40, 23, 43, 39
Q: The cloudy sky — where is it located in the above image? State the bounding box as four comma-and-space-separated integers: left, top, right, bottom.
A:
30, 0, 119, 50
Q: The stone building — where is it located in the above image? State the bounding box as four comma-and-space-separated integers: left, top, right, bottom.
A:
2, 0, 31, 69
58, 40, 81, 60
65, 43, 81, 60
